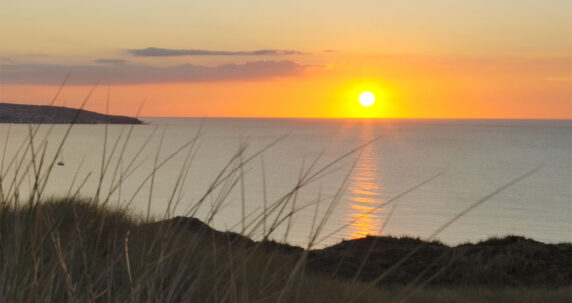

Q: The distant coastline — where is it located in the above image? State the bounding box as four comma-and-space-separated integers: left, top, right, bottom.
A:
0, 103, 143, 124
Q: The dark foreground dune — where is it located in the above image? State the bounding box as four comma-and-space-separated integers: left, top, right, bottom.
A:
151, 216, 572, 288
1, 198, 570, 302
0, 103, 143, 124
307, 234, 571, 287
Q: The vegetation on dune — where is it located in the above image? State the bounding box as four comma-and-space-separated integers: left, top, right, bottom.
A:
0, 198, 570, 302
307, 234, 572, 288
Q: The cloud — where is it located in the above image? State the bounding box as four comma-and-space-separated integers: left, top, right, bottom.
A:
0, 60, 305, 85
25, 53, 55, 57
127, 47, 309, 57
94, 58, 128, 65
546, 76, 572, 82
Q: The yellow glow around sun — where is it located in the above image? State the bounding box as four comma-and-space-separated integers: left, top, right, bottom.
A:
359, 91, 375, 107
336, 80, 394, 118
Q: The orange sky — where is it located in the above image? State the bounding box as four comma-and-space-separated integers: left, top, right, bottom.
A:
1, 1, 571, 118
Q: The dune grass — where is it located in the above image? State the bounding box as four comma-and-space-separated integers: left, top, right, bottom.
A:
0, 198, 570, 302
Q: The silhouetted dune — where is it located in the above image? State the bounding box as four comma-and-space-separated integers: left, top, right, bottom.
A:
133, 213, 572, 288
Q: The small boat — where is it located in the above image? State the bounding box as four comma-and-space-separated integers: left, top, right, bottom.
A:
57, 149, 65, 166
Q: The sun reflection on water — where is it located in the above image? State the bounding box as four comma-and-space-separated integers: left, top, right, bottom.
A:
346, 130, 384, 239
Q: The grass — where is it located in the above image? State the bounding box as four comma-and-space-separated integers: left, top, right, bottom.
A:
0, 198, 570, 302
0, 88, 570, 302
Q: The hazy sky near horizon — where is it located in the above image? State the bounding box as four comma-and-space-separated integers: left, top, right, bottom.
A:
1, 0, 571, 118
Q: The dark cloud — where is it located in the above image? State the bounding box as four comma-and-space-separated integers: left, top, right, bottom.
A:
127, 47, 309, 57
0, 60, 305, 85
94, 58, 128, 65
21, 53, 55, 58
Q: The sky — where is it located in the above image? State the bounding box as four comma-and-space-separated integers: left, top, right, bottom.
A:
0, 0, 571, 118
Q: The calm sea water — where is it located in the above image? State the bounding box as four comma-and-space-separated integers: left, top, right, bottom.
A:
1, 118, 570, 247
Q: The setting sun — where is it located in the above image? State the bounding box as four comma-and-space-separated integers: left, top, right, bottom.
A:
359, 91, 375, 107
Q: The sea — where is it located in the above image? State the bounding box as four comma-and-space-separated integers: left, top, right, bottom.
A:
1, 118, 570, 247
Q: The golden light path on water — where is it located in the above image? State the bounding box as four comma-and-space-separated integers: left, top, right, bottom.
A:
346, 125, 384, 239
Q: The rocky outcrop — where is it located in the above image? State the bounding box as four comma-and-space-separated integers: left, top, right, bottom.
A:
0, 103, 143, 124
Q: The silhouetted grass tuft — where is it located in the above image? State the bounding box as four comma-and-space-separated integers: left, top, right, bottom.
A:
0, 198, 570, 302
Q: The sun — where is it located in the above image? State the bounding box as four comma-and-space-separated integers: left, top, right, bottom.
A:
359, 91, 375, 107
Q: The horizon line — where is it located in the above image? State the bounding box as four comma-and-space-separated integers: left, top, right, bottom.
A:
138, 116, 572, 121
